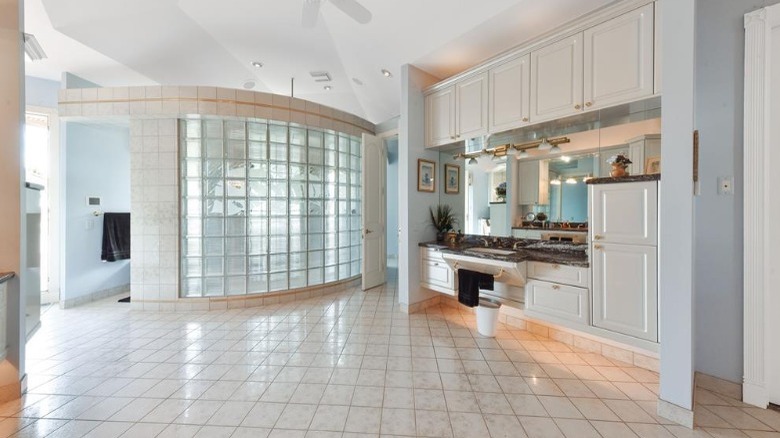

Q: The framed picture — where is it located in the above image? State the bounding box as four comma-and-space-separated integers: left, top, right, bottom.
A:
417, 159, 435, 192
645, 156, 661, 174
444, 164, 460, 194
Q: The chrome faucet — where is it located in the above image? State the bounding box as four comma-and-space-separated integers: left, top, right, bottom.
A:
478, 237, 490, 247
512, 241, 524, 250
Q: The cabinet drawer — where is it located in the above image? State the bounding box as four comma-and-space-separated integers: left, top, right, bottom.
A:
420, 247, 446, 263
421, 259, 456, 294
524, 280, 589, 325
527, 262, 588, 288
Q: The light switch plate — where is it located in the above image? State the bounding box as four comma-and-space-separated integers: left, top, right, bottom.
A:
718, 176, 734, 195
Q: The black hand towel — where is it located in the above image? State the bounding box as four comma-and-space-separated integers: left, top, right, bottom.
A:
458, 269, 494, 307
102, 213, 131, 262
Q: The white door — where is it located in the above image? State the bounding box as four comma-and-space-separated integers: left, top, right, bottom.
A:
590, 181, 658, 245
455, 72, 488, 140
583, 4, 655, 110
489, 54, 531, 133
361, 133, 386, 290
425, 87, 455, 147
592, 242, 658, 342
530, 33, 584, 122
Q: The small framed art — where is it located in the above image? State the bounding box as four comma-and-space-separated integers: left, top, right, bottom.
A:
418, 159, 435, 192
444, 164, 460, 194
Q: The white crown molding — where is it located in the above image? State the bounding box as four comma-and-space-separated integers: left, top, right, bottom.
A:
423, 0, 656, 95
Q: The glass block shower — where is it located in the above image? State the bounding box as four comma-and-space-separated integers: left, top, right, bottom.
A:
180, 119, 362, 297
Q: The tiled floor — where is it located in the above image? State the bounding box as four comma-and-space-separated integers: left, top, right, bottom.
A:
1, 275, 778, 437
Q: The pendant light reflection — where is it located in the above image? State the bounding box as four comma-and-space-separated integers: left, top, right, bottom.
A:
468, 157, 478, 165
565, 177, 578, 185
550, 177, 562, 186
537, 138, 552, 151
549, 144, 562, 153
518, 149, 529, 159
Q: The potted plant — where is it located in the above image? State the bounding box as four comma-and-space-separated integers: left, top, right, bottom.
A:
606, 154, 632, 177
495, 182, 507, 201
430, 204, 458, 242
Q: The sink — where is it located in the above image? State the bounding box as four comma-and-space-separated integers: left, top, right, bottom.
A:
466, 247, 516, 256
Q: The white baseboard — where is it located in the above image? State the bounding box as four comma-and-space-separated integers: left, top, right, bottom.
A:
657, 399, 694, 428
60, 284, 129, 309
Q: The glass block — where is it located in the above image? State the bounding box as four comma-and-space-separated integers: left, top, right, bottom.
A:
185, 219, 202, 237
325, 233, 337, 250
289, 200, 305, 216
308, 250, 323, 267
324, 133, 337, 150
351, 138, 361, 156
325, 266, 338, 282
225, 237, 246, 255
351, 246, 360, 261
227, 140, 246, 159
248, 218, 267, 235
339, 263, 350, 279
227, 257, 246, 276
308, 166, 323, 182
339, 153, 349, 168
290, 252, 306, 270
270, 200, 288, 217
205, 138, 223, 158
339, 247, 350, 261
290, 182, 306, 199
248, 275, 267, 293
270, 142, 287, 161
269, 124, 287, 143
249, 199, 268, 216
270, 181, 288, 198
269, 273, 288, 292
183, 278, 202, 297
339, 232, 350, 248
338, 169, 349, 184
351, 189, 360, 203
324, 184, 336, 200
308, 234, 323, 251
185, 120, 201, 139
184, 237, 202, 257
249, 255, 268, 274
270, 254, 288, 272
206, 199, 224, 216
351, 261, 360, 276
308, 269, 323, 286
226, 121, 245, 140
307, 200, 323, 215
248, 237, 267, 255
226, 276, 246, 296
248, 142, 267, 160
249, 161, 268, 179
325, 150, 337, 167
185, 159, 201, 177
226, 160, 246, 178
248, 122, 267, 141
205, 257, 224, 277
351, 156, 360, 170
204, 160, 223, 178
186, 140, 201, 158
308, 217, 323, 233
350, 216, 361, 231
226, 181, 246, 199
351, 231, 361, 246
204, 237, 224, 256
308, 148, 323, 166
204, 218, 224, 236
290, 145, 306, 163
324, 167, 337, 183
204, 277, 224, 297
204, 120, 223, 138
324, 216, 337, 232
270, 162, 288, 178
226, 218, 246, 236
205, 179, 224, 198
308, 130, 323, 147
186, 199, 202, 217
324, 249, 337, 265
290, 127, 306, 145
270, 235, 288, 253
339, 135, 350, 153
338, 185, 348, 200
290, 270, 306, 289
339, 217, 350, 231
248, 181, 268, 199
185, 179, 201, 197
308, 183, 322, 199
289, 234, 305, 252
289, 163, 306, 181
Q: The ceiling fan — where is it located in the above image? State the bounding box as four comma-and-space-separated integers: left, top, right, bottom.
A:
302, 0, 372, 28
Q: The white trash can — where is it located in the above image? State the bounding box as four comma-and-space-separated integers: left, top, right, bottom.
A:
476, 297, 502, 337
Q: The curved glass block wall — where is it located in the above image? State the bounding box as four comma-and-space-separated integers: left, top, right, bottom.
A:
180, 119, 362, 298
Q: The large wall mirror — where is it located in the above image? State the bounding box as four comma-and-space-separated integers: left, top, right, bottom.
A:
436, 96, 661, 238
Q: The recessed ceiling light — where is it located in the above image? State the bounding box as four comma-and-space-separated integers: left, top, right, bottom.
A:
243, 80, 256, 89
324, 85, 332, 91
251, 61, 263, 68
381, 69, 392, 78
352, 78, 364, 86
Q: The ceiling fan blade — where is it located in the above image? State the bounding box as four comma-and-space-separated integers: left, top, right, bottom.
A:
302, 0, 321, 28
329, 0, 372, 24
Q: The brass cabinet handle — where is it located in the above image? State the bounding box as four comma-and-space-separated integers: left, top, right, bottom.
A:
585, 101, 593, 107
522, 117, 529, 122
594, 235, 603, 240
574, 104, 582, 110
594, 244, 603, 250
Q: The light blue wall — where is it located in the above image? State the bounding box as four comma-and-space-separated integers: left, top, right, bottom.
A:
386, 137, 399, 258
63, 122, 130, 302
25, 77, 60, 108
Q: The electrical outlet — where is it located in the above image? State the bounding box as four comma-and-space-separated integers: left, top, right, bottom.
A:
718, 176, 734, 195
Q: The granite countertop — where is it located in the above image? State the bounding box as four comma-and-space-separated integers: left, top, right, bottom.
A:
586, 173, 660, 185
419, 241, 589, 268
0, 272, 15, 284
511, 226, 588, 233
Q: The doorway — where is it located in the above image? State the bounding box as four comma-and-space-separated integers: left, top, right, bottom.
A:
385, 136, 399, 269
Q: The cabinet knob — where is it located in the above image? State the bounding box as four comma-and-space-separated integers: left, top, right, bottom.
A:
594, 244, 603, 250
574, 104, 582, 110
593, 235, 603, 240
585, 101, 593, 107
522, 117, 529, 122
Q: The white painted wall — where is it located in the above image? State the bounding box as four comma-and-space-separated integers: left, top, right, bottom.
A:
438, 152, 466, 233
398, 64, 441, 308
25, 77, 59, 108
62, 123, 131, 304
694, 0, 780, 384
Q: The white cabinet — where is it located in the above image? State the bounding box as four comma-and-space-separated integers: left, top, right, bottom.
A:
591, 243, 657, 341
627, 134, 661, 176
489, 55, 531, 133
527, 261, 589, 288
583, 4, 655, 110
525, 262, 590, 324
420, 247, 457, 295
489, 203, 508, 236
456, 72, 489, 140
530, 34, 584, 122
590, 181, 658, 245
425, 87, 455, 148
518, 160, 549, 205
654, 0, 662, 95
425, 73, 488, 148
512, 229, 543, 240
590, 181, 658, 342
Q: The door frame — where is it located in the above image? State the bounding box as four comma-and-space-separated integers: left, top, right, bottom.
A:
743, 4, 780, 408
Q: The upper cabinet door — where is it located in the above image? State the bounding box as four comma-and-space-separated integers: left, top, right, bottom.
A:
530, 34, 584, 123
425, 86, 455, 148
489, 55, 531, 133
590, 181, 658, 245
455, 72, 489, 140
583, 4, 654, 110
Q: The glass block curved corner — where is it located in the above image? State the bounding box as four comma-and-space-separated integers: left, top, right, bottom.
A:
180, 119, 362, 298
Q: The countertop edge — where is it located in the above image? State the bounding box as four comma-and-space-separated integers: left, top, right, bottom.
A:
586, 174, 661, 185
0, 272, 16, 285
418, 242, 589, 268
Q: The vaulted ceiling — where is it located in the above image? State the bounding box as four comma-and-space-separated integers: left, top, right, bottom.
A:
24, 0, 616, 123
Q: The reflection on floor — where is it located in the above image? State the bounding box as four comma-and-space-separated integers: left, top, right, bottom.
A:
0, 273, 777, 437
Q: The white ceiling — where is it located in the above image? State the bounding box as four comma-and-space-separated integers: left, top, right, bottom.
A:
24, 0, 616, 124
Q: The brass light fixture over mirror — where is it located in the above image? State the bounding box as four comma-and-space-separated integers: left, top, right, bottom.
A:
452, 136, 572, 162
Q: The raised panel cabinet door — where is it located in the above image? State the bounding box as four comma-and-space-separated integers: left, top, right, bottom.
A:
590, 181, 658, 245
583, 4, 654, 109
425, 87, 455, 147
489, 55, 531, 133
524, 280, 589, 325
518, 160, 540, 205
530, 33, 584, 122
592, 242, 658, 341
456, 72, 489, 140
